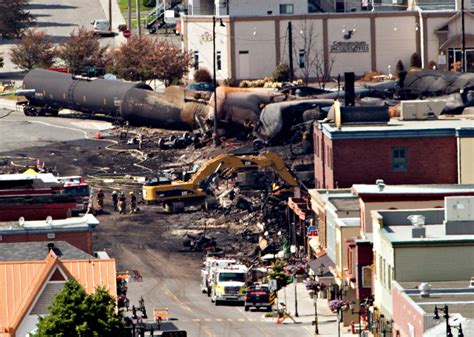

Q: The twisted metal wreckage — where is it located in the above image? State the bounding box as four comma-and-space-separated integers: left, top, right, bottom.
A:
19, 68, 474, 142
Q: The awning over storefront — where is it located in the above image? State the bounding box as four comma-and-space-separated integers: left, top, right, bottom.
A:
308, 253, 335, 278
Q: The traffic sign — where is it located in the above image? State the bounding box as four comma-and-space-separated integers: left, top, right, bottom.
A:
123, 29, 131, 38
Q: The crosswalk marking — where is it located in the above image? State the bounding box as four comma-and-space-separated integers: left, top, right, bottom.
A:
188, 317, 271, 323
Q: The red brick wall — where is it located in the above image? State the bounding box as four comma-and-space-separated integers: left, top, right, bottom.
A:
314, 127, 335, 189
329, 137, 457, 188
355, 242, 373, 300
314, 127, 324, 188
0, 231, 93, 254
392, 284, 424, 337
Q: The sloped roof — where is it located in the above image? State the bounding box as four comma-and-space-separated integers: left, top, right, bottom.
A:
0, 241, 93, 261
0, 250, 116, 337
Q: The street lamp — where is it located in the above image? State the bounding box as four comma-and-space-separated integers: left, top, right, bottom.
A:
212, 16, 225, 146
434, 305, 464, 337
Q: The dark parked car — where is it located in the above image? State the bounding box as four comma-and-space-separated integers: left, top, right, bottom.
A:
186, 82, 216, 92
184, 82, 217, 102
244, 285, 272, 311
278, 85, 329, 97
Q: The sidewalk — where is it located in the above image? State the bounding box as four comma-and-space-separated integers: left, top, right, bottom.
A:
274, 281, 356, 336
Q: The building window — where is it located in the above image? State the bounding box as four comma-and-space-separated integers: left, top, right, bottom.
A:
299, 49, 305, 68
216, 51, 222, 71
362, 266, 372, 288
193, 51, 199, 70
47, 233, 55, 239
388, 264, 392, 290
280, 4, 294, 14
392, 147, 407, 171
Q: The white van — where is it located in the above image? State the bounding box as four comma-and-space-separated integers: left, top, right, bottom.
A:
91, 20, 112, 36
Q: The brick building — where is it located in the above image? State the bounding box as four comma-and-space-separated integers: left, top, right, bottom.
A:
313, 118, 474, 189
0, 214, 99, 255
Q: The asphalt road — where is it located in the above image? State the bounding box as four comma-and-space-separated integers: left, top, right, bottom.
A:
0, 107, 112, 153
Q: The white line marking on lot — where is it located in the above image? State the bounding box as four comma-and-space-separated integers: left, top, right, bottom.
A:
204, 318, 211, 322
192, 318, 200, 322
227, 318, 233, 322
248, 318, 256, 321
238, 318, 245, 322
215, 318, 223, 322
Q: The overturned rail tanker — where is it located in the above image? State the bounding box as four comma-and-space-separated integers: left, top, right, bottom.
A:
21, 69, 208, 130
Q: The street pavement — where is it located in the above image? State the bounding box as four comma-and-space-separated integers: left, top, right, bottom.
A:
125, 269, 357, 337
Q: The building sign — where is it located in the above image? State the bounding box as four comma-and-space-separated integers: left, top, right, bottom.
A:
200, 31, 213, 43
307, 225, 318, 237
330, 41, 369, 53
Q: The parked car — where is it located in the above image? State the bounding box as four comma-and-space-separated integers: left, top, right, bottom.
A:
91, 20, 114, 37
186, 82, 216, 92
278, 85, 329, 97
244, 285, 272, 311
184, 82, 216, 102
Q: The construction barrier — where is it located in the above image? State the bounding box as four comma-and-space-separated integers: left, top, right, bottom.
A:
269, 291, 276, 305
153, 307, 169, 322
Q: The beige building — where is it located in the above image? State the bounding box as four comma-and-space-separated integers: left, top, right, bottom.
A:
182, 1, 474, 80
458, 129, 474, 184
371, 196, 474, 319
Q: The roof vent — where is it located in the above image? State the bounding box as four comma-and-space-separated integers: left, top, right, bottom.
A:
408, 215, 426, 227
46, 216, 53, 226
18, 217, 25, 227
409, 215, 426, 238
418, 282, 431, 298
376, 179, 385, 192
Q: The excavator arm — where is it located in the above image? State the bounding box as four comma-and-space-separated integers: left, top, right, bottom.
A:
142, 151, 298, 204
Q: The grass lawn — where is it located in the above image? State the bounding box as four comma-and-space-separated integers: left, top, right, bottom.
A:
117, 0, 155, 29
117, 0, 151, 13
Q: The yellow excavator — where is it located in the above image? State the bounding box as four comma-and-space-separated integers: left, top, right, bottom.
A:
142, 151, 298, 213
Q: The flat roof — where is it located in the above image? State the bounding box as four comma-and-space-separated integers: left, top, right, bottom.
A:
0, 214, 99, 234
353, 184, 474, 196
0, 173, 59, 183
383, 223, 474, 243
321, 117, 474, 140
330, 197, 360, 212
398, 281, 474, 319
337, 217, 360, 227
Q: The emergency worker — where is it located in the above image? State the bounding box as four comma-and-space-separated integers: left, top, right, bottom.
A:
97, 189, 105, 211
118, 192, 127, 214
112, 191, 119, 211
129, 191, 137, 213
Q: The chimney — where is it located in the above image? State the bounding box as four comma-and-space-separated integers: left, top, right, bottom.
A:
376, 179, 385, 192
47, 242, 55, 252
408, 215, 426, 238
344, 72, 355, 106
418, 282, 431, 298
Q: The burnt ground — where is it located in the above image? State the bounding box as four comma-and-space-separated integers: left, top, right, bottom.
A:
1, 123, 301, 276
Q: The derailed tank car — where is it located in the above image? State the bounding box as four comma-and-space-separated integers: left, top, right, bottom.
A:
21, 69, 205, 130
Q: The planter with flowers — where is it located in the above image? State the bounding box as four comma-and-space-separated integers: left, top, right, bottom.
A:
328, 299, 351, 313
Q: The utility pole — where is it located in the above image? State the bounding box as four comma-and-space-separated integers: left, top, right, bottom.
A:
288, 21, 294, 81
461, 0, 466, 72
128, 0, 132, 31
136, 0, 141, 35
108, 0, 112, 32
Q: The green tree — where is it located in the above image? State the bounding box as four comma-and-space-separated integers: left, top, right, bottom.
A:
10, 30, 56, 71
113, 35, 192, 85
272, 63, 290, 82
57, 27, 110, 73
0, 0, 34, 39
268, 261, 291, 291
34, 279, 123, 337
